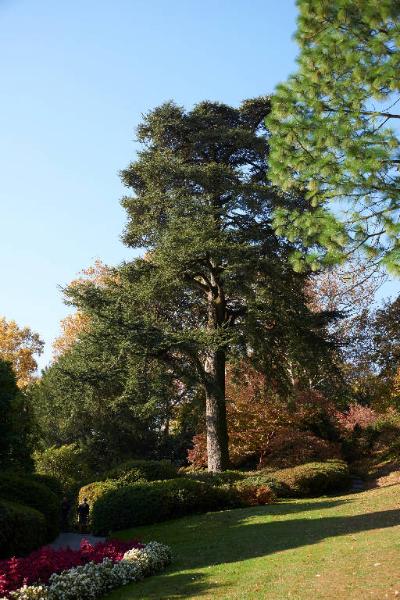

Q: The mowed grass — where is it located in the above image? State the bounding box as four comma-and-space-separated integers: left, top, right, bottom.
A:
107, 484, 400, 600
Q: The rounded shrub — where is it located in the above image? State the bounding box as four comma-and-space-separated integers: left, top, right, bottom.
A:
79, 479, 120, 508
0, 473, 60, 541
266, 460, 350, 498
0, 499, 47, 558
85, 478, 237, 535
233, 481, 276, 506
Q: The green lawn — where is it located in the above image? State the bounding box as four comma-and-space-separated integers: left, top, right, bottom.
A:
108, 484, 400, 599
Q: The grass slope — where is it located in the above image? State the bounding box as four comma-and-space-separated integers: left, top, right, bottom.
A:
108, 484, 400, 599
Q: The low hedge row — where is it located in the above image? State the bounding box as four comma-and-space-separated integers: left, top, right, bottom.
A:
273, 459, 350, 497
0, 499, 47, 559
79, 460, 350, 534
0, 473, 60, 541
81, 478, 238, 535
184, 460, 350, 498
251, 460, 350, 498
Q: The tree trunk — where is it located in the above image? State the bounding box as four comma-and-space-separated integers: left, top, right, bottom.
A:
204, 348, 230, 472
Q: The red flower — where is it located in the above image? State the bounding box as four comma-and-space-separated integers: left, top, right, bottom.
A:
0, 539, 143, 596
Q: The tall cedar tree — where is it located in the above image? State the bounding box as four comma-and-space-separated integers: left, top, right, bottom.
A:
118, 98, 334, 471
267, 0, 400, 272
103, 98, 335, 471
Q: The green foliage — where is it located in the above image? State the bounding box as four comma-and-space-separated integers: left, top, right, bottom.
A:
82, 478, 237, 535
34, 444, 93, 494
105, 459, 178, 483
78, 479, 119, 510
182, 469, 246, 487
267, 0, 400, 270
29, 473, 63, 498
0, 359, 18, 467
30, 336, 183, 471
0, 499, 47, 558
0, 473, 60, 541
0, 359, 33, 471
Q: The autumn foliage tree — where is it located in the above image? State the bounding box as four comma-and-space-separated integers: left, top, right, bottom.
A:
0, 317, 43, 387
52, 261, 111, 358
188, 365, 341, 469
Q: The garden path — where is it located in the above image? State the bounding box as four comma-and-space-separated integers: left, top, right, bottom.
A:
50, 533, 106, 550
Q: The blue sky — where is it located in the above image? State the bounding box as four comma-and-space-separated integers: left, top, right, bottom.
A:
1, 0, 398, 369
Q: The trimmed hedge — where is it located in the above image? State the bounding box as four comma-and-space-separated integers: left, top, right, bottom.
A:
0, 499, 47, 558
0, 473, 60, 541
83, 478, 237, 535
266, 460, 350, 497
79, 479, 120, 508
183, 460, 350, 499
105, 459, 178, 484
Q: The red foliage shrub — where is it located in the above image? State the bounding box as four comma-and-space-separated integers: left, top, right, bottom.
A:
259, 429, 341, 469
187, 434, 208, 469
188, 364, 340, 468
234, 483, 276, 506
0, 538, 142, 596
335, 403, 378, 433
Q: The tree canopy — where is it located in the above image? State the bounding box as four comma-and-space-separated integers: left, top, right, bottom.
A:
65, 98, 338, 471
267, 0, 400, 272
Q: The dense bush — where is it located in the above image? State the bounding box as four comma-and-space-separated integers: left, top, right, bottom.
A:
0, 473, 60, 541
0, 499, 46, 559
79, 479, 120, 509
29, 474, 63, 498
84, 478, 237, 535
183, 461, 350, 499
266, 460, 350, 497
337, 408, 400, 463
259, 430, 341, 469
335, 403, 378, 433
188, 370, 340, 469
105, 459, 178, 483
233, 481, 276, 506
33, 444, 92, 493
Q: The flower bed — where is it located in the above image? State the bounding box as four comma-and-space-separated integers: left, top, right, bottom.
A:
1, 542, 171, 600
0, 539, 142, 596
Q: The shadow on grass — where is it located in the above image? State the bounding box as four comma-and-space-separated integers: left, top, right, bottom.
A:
108, 571, 223, 600
181, 507, 400, 567
111, 500, 400, 599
